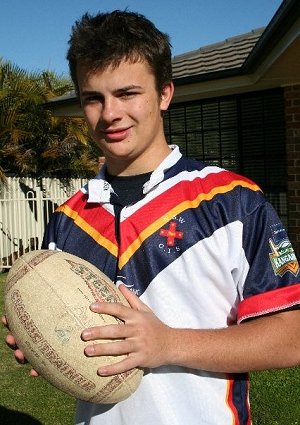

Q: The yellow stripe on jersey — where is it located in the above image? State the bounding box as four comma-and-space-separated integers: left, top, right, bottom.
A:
57, 204, 118, 257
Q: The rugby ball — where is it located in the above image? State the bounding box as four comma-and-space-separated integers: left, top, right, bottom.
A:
4, 249, 143, 403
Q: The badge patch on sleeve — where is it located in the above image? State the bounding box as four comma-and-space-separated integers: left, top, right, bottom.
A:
269, 224, 299, 277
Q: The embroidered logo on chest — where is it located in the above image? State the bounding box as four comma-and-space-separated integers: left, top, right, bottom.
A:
158, 217, 185, 256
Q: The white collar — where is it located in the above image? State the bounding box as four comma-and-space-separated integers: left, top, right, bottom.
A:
87, 145, 182, 203
142, 145, 181, 194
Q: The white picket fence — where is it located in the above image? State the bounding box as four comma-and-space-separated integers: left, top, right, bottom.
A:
0, 177, 87, 271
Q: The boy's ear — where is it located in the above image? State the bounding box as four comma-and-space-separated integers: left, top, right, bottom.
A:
160, 81, 174, 111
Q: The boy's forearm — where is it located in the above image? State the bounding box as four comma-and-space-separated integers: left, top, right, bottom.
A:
165, 310, 300, 373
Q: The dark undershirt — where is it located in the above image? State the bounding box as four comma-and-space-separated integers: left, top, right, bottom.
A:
106, 171, 152, 206
105, 171, 153, 243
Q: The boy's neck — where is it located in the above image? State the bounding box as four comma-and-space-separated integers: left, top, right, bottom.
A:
106, 144, 171, 176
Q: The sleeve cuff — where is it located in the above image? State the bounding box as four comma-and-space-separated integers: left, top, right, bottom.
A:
237, 283, 300, 324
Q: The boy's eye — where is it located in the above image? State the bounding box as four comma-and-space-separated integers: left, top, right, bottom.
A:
83, 96, 101, 104
119, 91, 138, 99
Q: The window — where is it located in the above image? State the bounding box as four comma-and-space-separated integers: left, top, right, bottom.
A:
164, 89, 287, 224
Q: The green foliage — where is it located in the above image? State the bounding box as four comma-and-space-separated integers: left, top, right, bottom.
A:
0, 59, 99, 180
0, 272, 299, 424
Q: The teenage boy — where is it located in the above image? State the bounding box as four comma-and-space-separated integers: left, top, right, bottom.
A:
4, 10, 300, 425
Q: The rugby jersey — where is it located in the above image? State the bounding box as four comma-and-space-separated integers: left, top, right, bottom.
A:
42, 145, 300, 425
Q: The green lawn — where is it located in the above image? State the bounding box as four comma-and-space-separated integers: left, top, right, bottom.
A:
1, 272, 299, 424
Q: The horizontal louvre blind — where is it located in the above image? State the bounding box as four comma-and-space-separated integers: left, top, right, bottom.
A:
164, 88, 286, 222
240, 90, 286, 192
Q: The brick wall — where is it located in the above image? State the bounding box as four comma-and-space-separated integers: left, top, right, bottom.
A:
284, 84, 300, 258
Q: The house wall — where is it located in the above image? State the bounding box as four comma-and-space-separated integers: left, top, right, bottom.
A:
285, 84, 300, 258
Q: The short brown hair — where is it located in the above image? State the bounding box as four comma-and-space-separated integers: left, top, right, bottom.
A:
67, 10, 173, 94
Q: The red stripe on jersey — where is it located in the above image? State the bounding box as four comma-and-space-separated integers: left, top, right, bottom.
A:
118, 171, 260, 264
245, 379, 251, 425
237, 283, 300, 323
120, 171, 258, 239
226, 376, 251, 425
57, 190, 117, 246
57, 189, 86, 210
226, 377, 241, 424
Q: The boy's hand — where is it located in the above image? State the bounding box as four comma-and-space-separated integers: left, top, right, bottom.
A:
2, 315, 39, 376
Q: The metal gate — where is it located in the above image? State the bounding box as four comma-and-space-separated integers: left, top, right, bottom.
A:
0, 177, 87, 271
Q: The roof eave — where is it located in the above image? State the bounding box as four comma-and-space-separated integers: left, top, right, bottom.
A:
240, 0, 300, 74
43, 94, 79, 109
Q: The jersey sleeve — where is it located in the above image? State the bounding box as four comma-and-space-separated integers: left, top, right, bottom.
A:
237, 199, 300, 323
41, 209, 63, 250
41, 188, 88, 251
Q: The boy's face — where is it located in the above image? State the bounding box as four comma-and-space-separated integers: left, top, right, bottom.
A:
77, 60, 174, 176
